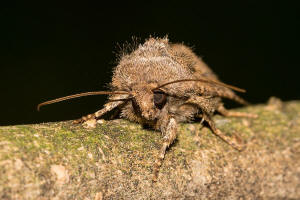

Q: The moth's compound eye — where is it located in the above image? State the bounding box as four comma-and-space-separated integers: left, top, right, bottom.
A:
153, 90, 167, 109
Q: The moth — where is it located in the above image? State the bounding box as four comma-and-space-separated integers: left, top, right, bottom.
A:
38, 37, 257, 181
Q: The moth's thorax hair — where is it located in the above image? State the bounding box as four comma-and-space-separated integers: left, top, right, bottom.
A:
112, 37, 193, 93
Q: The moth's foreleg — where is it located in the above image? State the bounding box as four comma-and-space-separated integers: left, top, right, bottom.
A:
73, 100, 125, 124
217, 104, 257, 118
153, 117, 177, 182
203, 114, 245, 151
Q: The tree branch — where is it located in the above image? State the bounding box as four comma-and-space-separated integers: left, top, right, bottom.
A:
1, 97, 299, 199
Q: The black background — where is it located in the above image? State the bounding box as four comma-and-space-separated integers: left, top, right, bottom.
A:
1, 1, 299, 125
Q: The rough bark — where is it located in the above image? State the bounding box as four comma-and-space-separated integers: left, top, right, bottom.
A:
0, 97, 299, 200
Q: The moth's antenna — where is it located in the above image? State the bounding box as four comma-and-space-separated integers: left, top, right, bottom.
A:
37, 91, 130, 111
154, 78, 246, 93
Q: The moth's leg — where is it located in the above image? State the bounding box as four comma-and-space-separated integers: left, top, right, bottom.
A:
153, 117, 177, 182
203, 114, 245, 151
73, 100, 125, 124
109, 106, 122, 120
217, 104, 258, 118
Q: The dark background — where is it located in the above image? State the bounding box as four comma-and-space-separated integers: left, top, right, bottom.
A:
1, 1, 299, 125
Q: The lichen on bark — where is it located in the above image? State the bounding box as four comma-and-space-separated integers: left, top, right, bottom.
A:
0, 97, 300, 199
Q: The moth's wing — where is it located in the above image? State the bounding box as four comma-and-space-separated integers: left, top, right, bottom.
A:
169, 43, 218, 80
169, 43, 247, 105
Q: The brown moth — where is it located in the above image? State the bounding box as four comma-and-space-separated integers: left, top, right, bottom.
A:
38, 36, 257, 181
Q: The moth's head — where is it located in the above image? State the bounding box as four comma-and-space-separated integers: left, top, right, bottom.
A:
131, 83, 167, 121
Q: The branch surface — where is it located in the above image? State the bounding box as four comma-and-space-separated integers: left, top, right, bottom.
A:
0, 98, 300, 199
